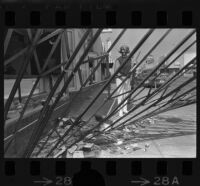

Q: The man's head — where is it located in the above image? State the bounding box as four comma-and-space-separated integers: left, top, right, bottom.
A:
119, 45, 130, 57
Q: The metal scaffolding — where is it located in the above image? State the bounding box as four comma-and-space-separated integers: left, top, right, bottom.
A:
4, 29, 196, 158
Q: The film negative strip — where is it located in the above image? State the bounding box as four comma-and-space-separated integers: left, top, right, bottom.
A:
1, 0, 199, 186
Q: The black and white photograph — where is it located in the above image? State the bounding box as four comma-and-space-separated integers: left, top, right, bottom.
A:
4, 29, 196, 158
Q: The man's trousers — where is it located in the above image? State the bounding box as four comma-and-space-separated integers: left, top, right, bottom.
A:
116, 77, 130, 117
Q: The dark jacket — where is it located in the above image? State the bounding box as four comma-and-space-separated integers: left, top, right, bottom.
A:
116, 56, 132, 76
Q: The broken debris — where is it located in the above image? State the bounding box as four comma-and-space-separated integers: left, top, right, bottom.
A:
73, 151, 84, 158
68, 145, 78, 154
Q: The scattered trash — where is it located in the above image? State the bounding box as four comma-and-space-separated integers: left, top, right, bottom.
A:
144, 143, 150, 151
10, 102, 16, 110
84, 149, 101, 158
76, 141, 85, 150
41, 99, 46, 106
131, 143, 138, 148
99, 123, 110, 132
62, 118, 69, 122
7, 110, 20, 119
73, 151, 84, 158
16, 103, 24, 110
124, 146, 130, 150
49, 97, 56, 105
127, 125, 137, 130
123, 133, 132, 141
93, 135, 117, 145
165, 117, 183, 123
48, 138, 58, 143
66, 151, 73, 158
123, 126, 131, 132
85, 134, 94, 140
134, 129, 140, 133
110, 130, 124, 138
147, 118, 155, 125
41, 97, 56, 106
81, 143, 94, 152
128, 143, 141, 151
116, 139, 123, 145
94, 114, 105, 122
68, 145, 78, 154
53, 146, 66, 158
132, 147, 142, 151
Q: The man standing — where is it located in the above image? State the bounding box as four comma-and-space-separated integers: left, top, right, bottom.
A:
114, 45, 133, 117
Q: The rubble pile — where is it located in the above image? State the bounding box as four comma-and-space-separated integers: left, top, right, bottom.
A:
31, 116, 157, 158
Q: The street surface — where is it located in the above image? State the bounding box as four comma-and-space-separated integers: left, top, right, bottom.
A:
99, 104, 196, 158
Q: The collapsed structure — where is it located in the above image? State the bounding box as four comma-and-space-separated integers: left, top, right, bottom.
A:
4, 29, 196, 158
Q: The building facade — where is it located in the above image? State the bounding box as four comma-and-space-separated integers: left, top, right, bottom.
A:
4, 29, 104, 100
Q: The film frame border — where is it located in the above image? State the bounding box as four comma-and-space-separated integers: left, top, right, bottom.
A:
0, 0, 199, 185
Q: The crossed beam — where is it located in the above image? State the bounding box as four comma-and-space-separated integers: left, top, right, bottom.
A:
44, 30, 196, 158
4, 29, 196, 158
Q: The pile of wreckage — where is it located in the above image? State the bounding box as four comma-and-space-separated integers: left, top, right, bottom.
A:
31, 116, 155, 158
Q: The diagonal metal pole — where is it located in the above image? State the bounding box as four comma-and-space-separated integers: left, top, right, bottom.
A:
81, 29, 171, 122
63, 59, 196, 151
4, 30, 83, 154
101, 30, 196, 122
35, 126, 58, 156
111, 57, 196, 123
46, 29, 154, 157
40, 53, 107, 78
4, 47, 28, 66
37, 29, 64, 45
110, 29, 172, 99
128, 40, 196, 103
128, 57, 196, 110
27, 29, 41, 74
116, 91, 196, 131
97, 57, 196, 130
57, 55, 108, 120
110, 77, 196, 129
89, 78, 197, 135
48, 30, 127, 130
4, 30, 64, 153
141, 57, 196, 105
18, 29, 91, 157
4, 29, 42, 122
111, 30, 176, 101
48, 29, 195, 157
4, 29, 13, 56
38, 29, 126, 80
146, 91, 196, 118
4, 29, 64, 67
73, 29, 154, 123
86, 87, 196, 140
59, 83, 196, 157
25, 29, 102, 157
57, 30, 195, 154
23, 29, 99, 157
119, 86, 196, 129
87, 90, 197, 143
42, 30, 127, 155
86, 80, 196, 140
